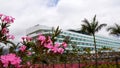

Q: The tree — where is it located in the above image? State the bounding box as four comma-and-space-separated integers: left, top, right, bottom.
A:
107, 24, 120, 60
83, 47, 91, 55
98, 46, 112, 54
81, 15, 107, 68
107, 24, 120, 37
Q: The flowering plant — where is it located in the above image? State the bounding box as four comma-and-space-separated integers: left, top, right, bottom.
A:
0, 13, 21, 68
0, 14, 15, 41
17, 27, 68, 65
0, 53, 21, 68
0, 13, 69, 68
0, 14, 16, 54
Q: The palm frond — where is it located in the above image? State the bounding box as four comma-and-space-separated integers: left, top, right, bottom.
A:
107, 27, 115, 31
82, 18, 93, 34
82, 18, 91, 27
81, 15, 106, 35
93, 15, 96, 23
107, 24, 120, 36
110, 31, 120, 36
95, 24, 107, 32
115, 24, 119, 28
81, 25, 87, 31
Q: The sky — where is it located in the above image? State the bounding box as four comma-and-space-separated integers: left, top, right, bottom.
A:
0, 0, 120, 42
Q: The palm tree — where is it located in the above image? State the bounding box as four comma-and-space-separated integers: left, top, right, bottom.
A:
107, 24, 120, 60
107, 24, 120, 37
81, 15, 107, 68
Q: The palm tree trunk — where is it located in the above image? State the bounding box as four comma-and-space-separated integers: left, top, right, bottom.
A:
93, 34, 98, 68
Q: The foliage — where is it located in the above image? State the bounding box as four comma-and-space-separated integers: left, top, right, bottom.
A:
81, 15, 107, 68
1, 13, 120, 68
0, 14, 69, 68
86, 64, 120, 68
81, 15, 107, 35
107, 24, 120, 37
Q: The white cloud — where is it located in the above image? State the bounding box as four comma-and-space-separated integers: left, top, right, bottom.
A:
0, 0, 120, 42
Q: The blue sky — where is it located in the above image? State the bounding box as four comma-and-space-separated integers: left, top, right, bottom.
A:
47, 0, 59, 7
0, 0, 120, 42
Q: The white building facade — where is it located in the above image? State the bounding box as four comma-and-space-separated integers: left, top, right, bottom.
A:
26, 25, 120, 51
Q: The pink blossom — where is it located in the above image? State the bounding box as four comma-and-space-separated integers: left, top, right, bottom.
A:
2, 16, 11, 23
10, 35, 15, 40
10, 16, 15, 23
50, 43, 60, 53
44, 43, 53, 49
2, 16, 15, 24
19, 45, 26, 52
37, 34, 46, 44
7, 34, 15, 40
0, 53, 21, 68
26, 36, 32, 42
0, 14, 3, 18
51, 44, 60, 53
54, 43, 60, 48
27, 61, 31, 66
47, 36, 52, 43
62, 42, 67, 48
21, 36, 26, 40
27, 51, 32, 56
21, 36, 32, 42
47, 36, 51, 39
51, 46, 58, 53
1, 28, 9, 34
58, 48, 64, 54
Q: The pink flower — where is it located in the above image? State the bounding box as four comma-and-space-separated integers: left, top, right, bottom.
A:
37, 34, 46, 44
27, 61, 31, 66
7, 34, 15, 40
62, 42, 67, 48
0, 14, 3, 18
21, 36, 32, 42
0, 53, 21, 68
21, 36, 26, 40
47, 36, 52, 43
44, 43, 53, 49
2, 16, 11, 23
10, 35, 15, 40
51, 43, 60, 53
2, 16, 15, 24
51, 46, 58, 53
27, 51, 32, 56
58, 48, 64, 54
10, 16, 15, 23
26, 36, 32, 42
54, 43, 60, 48
1, 28, 9, 34
19, 45, 26, 52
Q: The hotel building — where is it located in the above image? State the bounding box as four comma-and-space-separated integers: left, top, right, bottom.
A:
26, 25, 120, 52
